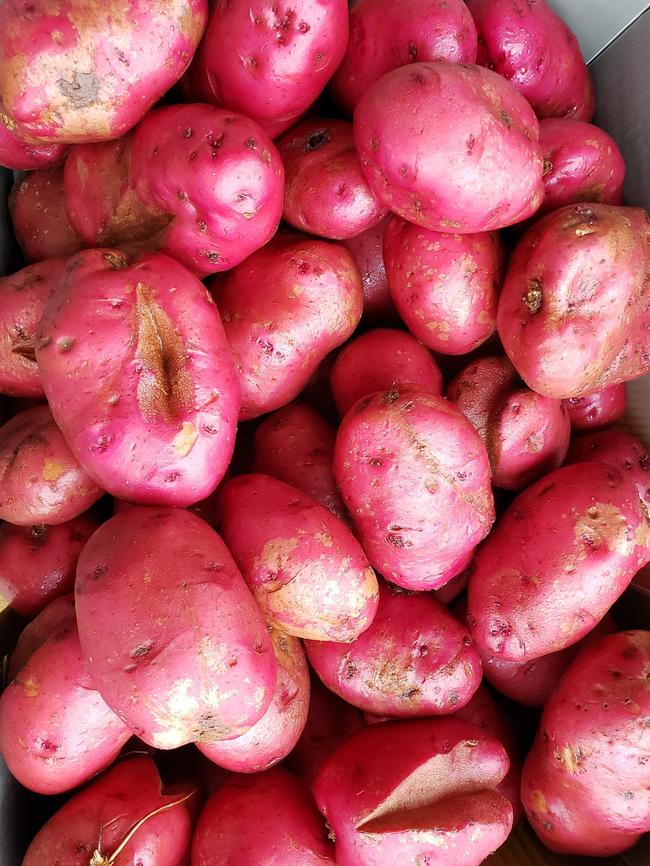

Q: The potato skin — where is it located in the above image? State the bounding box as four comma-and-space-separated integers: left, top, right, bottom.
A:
354, 61, 544, 233
331, 0, 477, 114
342, 216, 397, 323
468, 462, 650, 662
467, 0, 595, 121
315, 717, 513, 866
0, 606, 131, 794
211, 233, 363, 420
334, 386, 494, 591
0, 125, 67, 171
384, 217, 503, 354
0, 405, 102, 525
192, 767, 336, 866
22, 756, 194, 866
0, 0, 208, 144
8, 593, 76, 680
497, 203, 650, 399
331, 328, 443, 417
564, 384, 627, 433
75, 507, 276, 749
218, 474, 379, 641
0, 512, 97, 618
198, 626, 309, 773
305, 580, 482, 717
521, 631, 650, 856
566, 428, 650, 508
36, 249, 239, 506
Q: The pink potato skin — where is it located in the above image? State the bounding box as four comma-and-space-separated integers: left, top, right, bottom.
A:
9, 166, 83, 261
315, 717, 513, 866
342, 216, 397, 323
186, 0, 349, 139
521, 631, 650, 856
566, 428, 650, 509
253, 403, 347, 521
0, 405, 102, 525
0, 258, 68, 397
22, 756, 194, 866
0, 512, 98, 618
354, 61, 544, 233
75, 507, 276, 750
564, 384, 627, 433
0, 0, 208, 144
192, 767, 336, 866
447, 356, 571, 490
333, 386, 495, 591
497, 204, 650, 399
210, 233, 363, 421
467, 0, 595, 121
36, 249, 239, 506
0, 610, 131, 794
217, 474, 379, 641
198, 626, 309, 772
278, 118, 388, 240
305, 579, 482, 717
383, 217, 503, 354
8, 594, 76, 681
468, 462, 650, 662
538, 118, 625, 214
331, 328, 443, 417
0, 124, 67, 170
331, 0, 477, 115
286, 673, 364, 789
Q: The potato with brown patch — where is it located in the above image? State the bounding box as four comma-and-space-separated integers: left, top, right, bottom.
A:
468, 463, 650, 662
36, 249, 239, 506
217, 474, 379, 641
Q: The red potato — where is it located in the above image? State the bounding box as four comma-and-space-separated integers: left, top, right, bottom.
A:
497, 203, 650, 399
217, 474, 379, 641
432, 570, 468, 605
354, 61, 544, 233
186, 0, 349, 139
22, 756, 194, 866
331, 0, 478, 114
210, 233, 363, 421
334, 387, 495, 591
566, 428, 650, 508
467, 0, 595, 121
0, 258, 69, 398
383, 217, 503, 354
564, 384, 627, 433
192, 767, 336, 866
468, 462, 650, 663
278, 118, 388, 240
36, 249, 239, 506
342, 216, 397, 323
305, 580, 482, 717
9, 166, 83, 261
521, 631, 650, 856
198, 626, 309, 773
0, 606, 131, 794
447, 356, 571, 491
75, 507, 276, 750
331, 328, 443, 417
0, 512, 98, 618
0, 405, 102, 526
0, 0, 207, 144
538, 118, 625, 214
8, 593, 76, 681
286, 673, 364, 789
0, 125, 67, 171
253, 403, 347, 521
315, 717, 513, 866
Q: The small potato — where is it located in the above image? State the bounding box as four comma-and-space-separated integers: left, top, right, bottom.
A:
564, 384, 627, 432
468, 462, 650, 662
566, 428, 650, 508
0, 602, 131, 794
305, 580, 482, 717
217, 474, 379, 641
333, 387, 494, 591
342, 216, 397, 323
383, 218, 503, 354
330, 328, 443, 417
75, 507, 276, 750
210, 233, 363, 420
0, 405, 103, 525
198, 626, 309, 773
